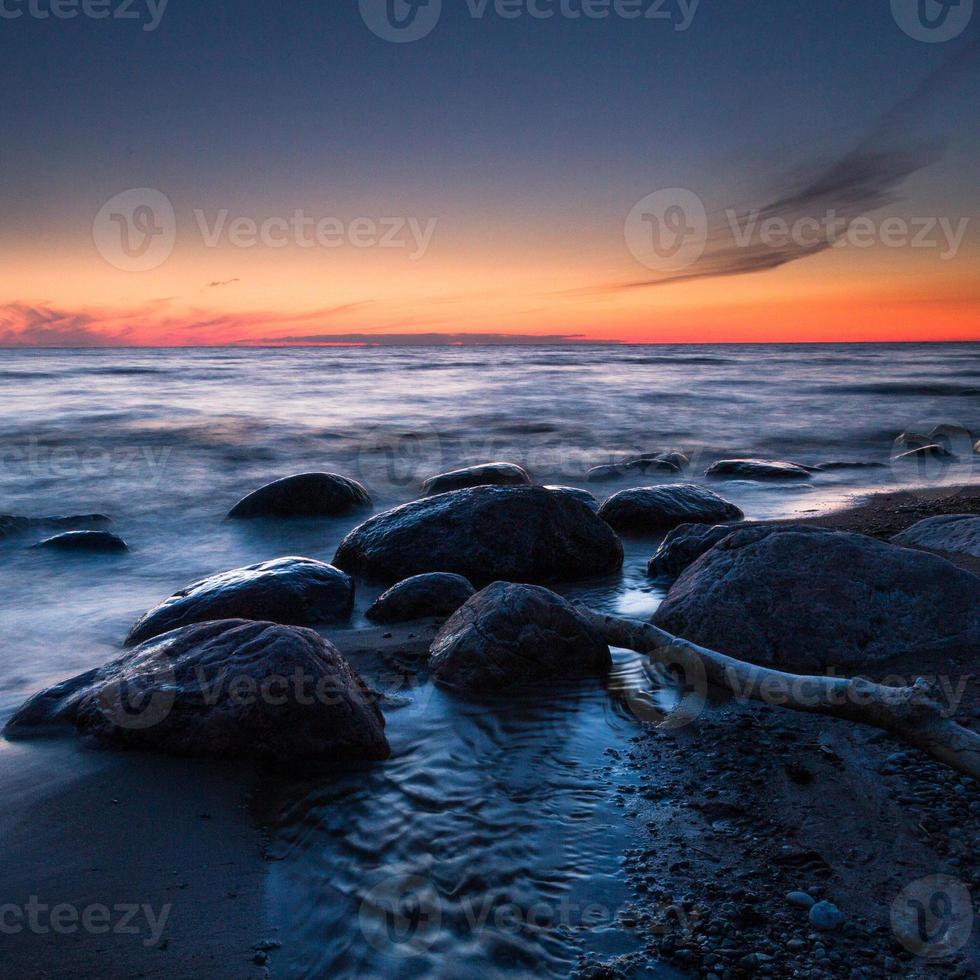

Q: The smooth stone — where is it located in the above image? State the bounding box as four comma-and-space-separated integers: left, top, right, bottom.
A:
421, 462, 530, 495
228, 472, 370, 518
654, 525, 980, 672
892, 514, 980, 560
787, 891, 816, 909
587, 452, 687, 483
893, 431, 933, 453
706, 459, 813, 481
429, 582, 611, 691
808, 901, 845, 931
647, 523, 738, 579
598, 484, 744, 534
1, 514, 110, 540
975, 440, 980, 455
334, 486, 623, 587
4, 620, 388, 761
34, 531, 128, 553
125, 557, 354, 646
366, 573, 475, 624
543, 486, 599, 511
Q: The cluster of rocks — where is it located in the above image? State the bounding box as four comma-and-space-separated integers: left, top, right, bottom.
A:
7, 465, 980, 777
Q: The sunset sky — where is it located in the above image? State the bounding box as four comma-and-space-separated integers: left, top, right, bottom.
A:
1, 1, 978, 346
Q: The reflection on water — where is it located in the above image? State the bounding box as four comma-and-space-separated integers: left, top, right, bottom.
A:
257, 663, 657, 977
0, 344, 977, 976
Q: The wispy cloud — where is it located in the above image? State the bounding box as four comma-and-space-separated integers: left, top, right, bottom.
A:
606, 35, 980, 293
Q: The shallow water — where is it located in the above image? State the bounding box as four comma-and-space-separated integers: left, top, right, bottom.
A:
0, 343, 977, 975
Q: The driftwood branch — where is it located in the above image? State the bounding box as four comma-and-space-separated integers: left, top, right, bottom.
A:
580, 608, 980, 781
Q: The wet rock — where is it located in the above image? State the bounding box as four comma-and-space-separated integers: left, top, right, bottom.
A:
705, 459, 813, 481
421, 462, 530, 495
543, 486, 599, 511
429, 582, 611, 691
366, 573, 475, 624
4, 620, 388, 761
34, 531, 128, 553
808, 901, 844, 931
228, 472, 370, 518
893, 514, 980, 559
334, 486, 623, 587
587, 452, 687, 483
654, 525, 980, 672
647, 523, 738, 579
126, 557, 354, 646
0, 514, 110, 540
598, 485, 744, 534
786, 892, 816, 909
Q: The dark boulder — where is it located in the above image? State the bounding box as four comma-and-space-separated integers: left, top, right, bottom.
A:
334, 486, 623, 587
587, 451, 687, 483
892, 515, 980, 560
598, 484, 744, 534
706, 459, 813, 481
34, 531, 128, 553
647, 523, 738, 579
429, 582, 611, 691
228, 472, 371, 518
543, 486, 599, 511
421, 462, 531, 495
654, 525, 980, 672
928, 424, 973, 455
126, 557, 354, 646
366, 573, 476, 624
4, 620, 388, 761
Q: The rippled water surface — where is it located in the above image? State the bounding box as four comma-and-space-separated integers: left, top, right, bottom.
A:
1, 343, 977, 975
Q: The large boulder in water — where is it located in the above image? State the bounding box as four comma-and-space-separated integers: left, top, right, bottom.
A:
892, 515, 980, 560
429, 582, 611, 691
34, 531, 128, 553
543, 486, 599, 511
366, 573, 476, 624
4, 620, 388, 761
334, 486, 623, 587
228, 473, 370, 518
647, 523, 739, 579
126, 557, 354, 646
598, 485, 743, 534
422, 462, 530, 495
706, 459, 813, 481
654, 525, 980, 673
